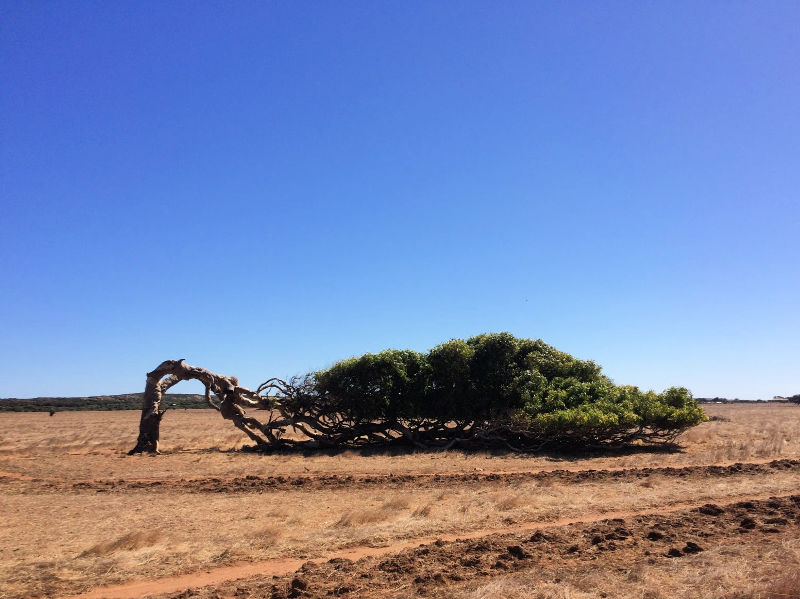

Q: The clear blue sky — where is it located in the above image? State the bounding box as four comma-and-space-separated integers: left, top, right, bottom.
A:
2, 2, 798, 400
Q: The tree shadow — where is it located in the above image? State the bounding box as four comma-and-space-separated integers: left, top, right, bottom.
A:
237, 439, 685, 461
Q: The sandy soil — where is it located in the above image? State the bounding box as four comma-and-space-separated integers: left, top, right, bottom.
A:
0, 403, 798, 599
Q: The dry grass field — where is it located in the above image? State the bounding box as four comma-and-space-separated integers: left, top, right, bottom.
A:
1, 403, 798, 599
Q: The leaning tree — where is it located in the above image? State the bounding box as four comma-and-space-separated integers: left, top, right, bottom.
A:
129, 334, 708, 455
128, 359, 271, 454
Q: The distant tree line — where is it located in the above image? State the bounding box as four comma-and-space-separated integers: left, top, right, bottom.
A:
696, 397, 795, 403
695, 395, 800, 404
0, 394, 207, 413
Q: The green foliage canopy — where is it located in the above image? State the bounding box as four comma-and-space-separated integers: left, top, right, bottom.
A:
312, 333, 706, 448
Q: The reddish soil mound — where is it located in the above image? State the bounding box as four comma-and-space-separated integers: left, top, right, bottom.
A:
130, 494, 799, 599
60, 458, 800, 494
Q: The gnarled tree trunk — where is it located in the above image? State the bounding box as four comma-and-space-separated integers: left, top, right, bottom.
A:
128, 359, 267, 454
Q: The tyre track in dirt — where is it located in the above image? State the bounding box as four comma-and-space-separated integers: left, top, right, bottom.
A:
260, 493, 800, 599
0, 469, 40, 480
55, 458, 799, 494
3, 458, 797, 492
59, 492, 800, 599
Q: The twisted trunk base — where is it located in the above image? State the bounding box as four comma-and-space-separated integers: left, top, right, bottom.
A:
128, 359, 265, 454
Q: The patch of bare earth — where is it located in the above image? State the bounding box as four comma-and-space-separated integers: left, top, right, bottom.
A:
0, 403, 798, 598
148, 495, 800, 599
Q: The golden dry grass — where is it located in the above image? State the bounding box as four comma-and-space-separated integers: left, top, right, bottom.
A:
0, 403, 798, 598
760, 572, 800, 599
2, 403, 798, 484
80, 531, 164, 558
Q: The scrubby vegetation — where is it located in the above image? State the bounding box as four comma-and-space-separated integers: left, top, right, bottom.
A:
256, 333, 706, 451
